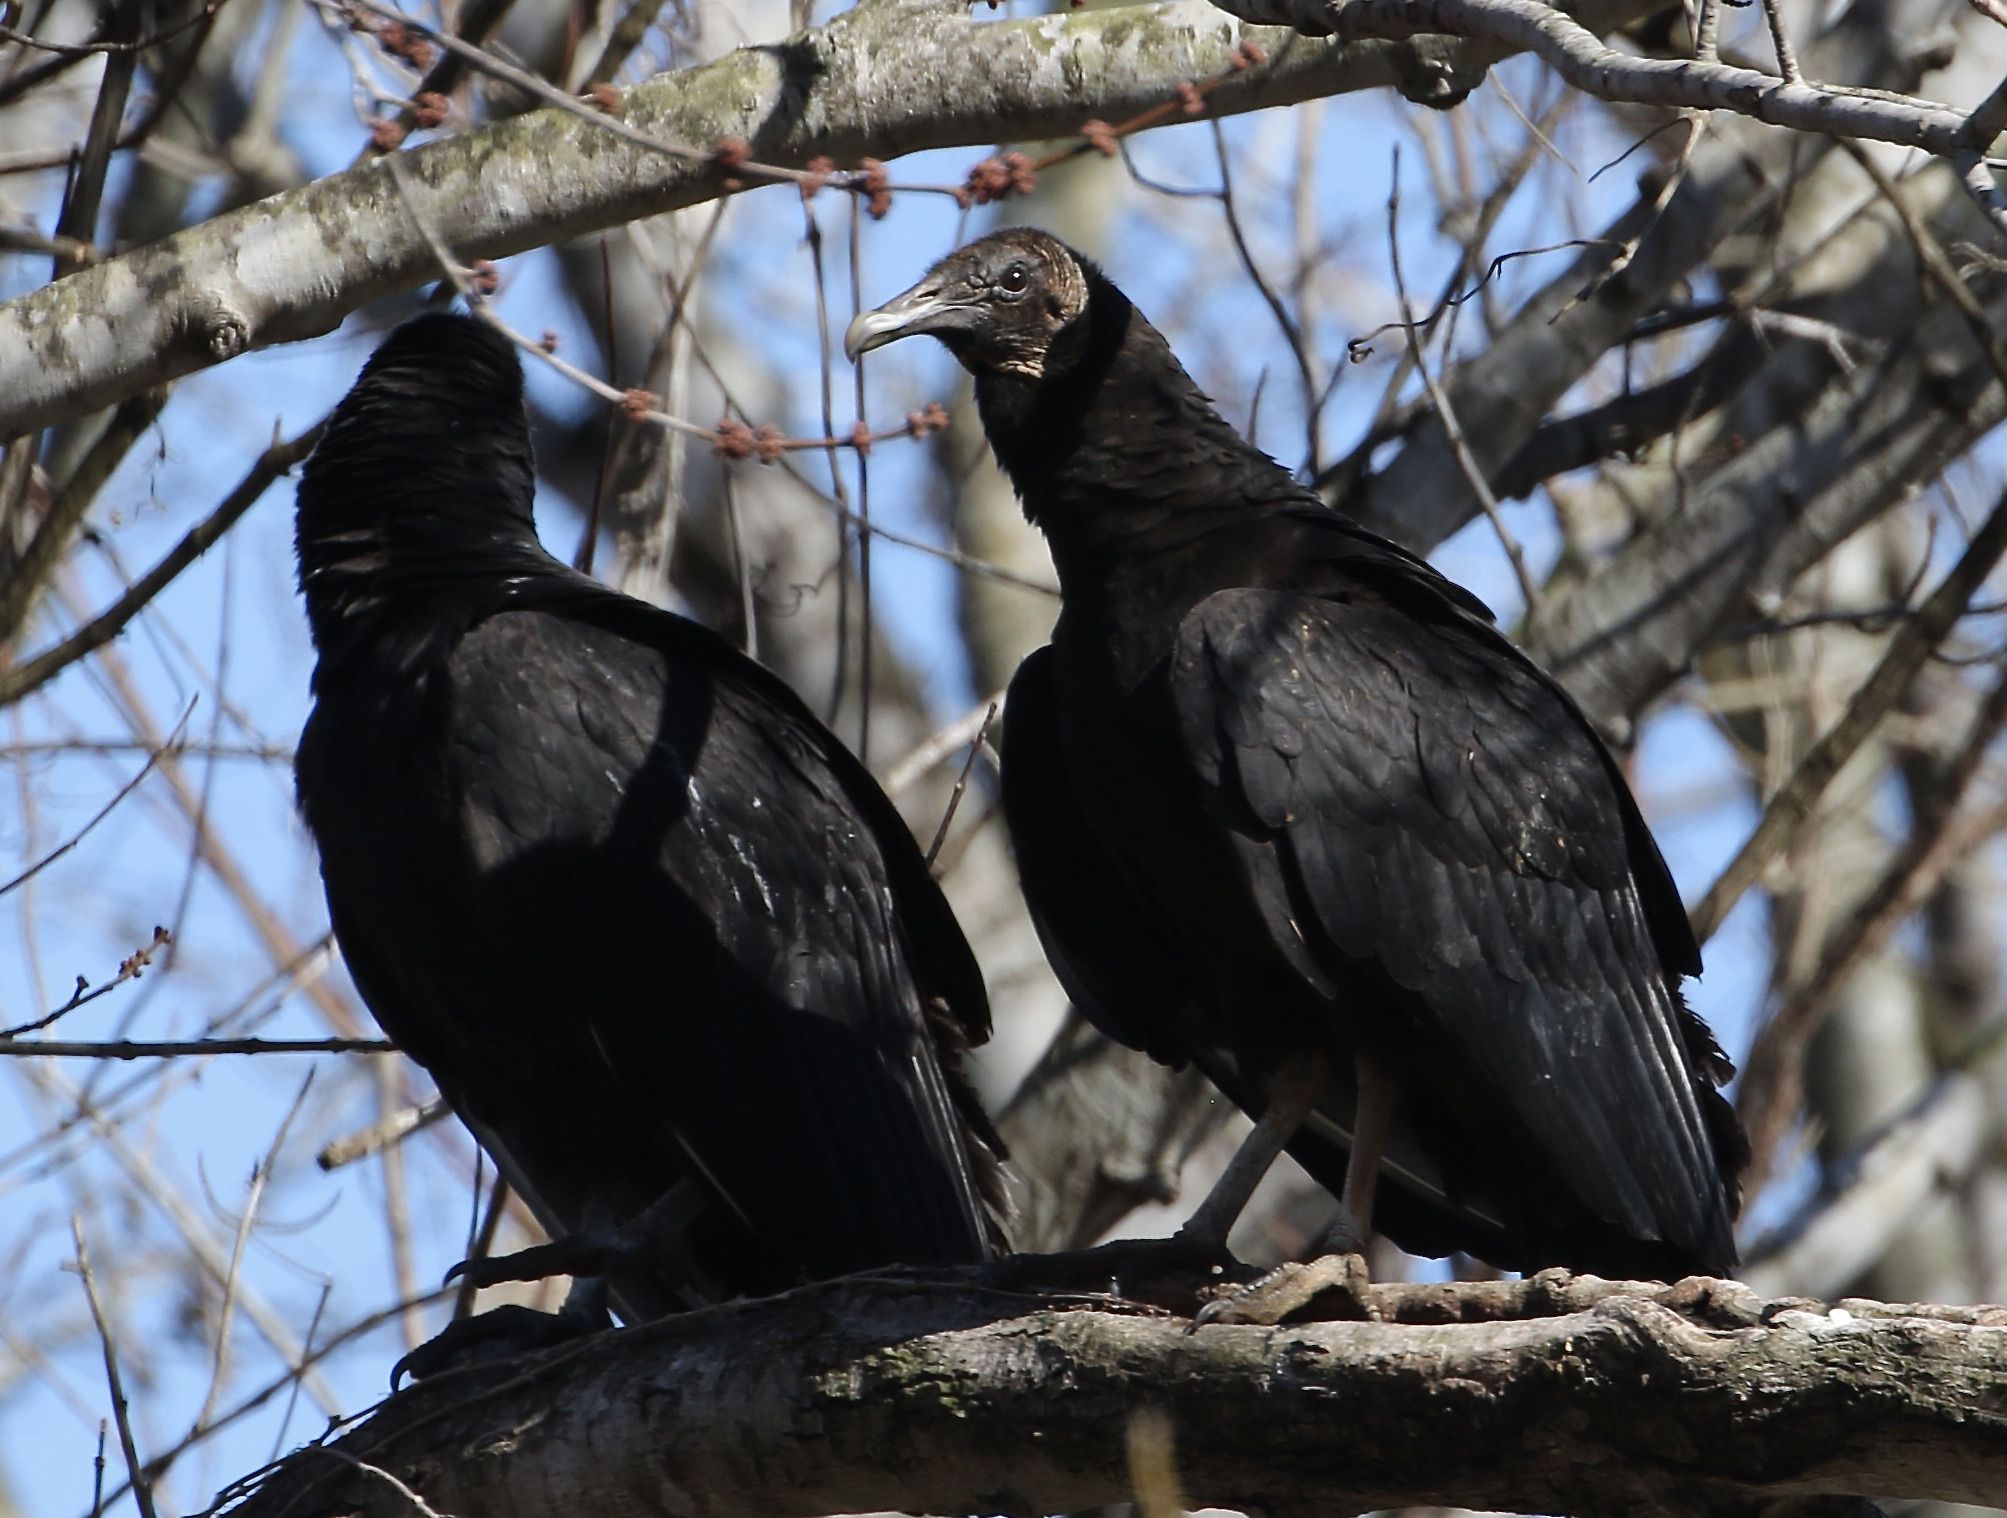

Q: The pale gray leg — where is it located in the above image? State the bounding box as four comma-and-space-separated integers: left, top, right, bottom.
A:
1175, 1052, 1329, 1247
1323, 1051, 1399, 1257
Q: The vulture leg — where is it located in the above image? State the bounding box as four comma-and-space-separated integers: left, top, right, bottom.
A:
987, 1055, 1328, 1314
1191, 1051, 1399, 1329
1324, 1051, 1399, 1256
1175, 1052, 1329, 1247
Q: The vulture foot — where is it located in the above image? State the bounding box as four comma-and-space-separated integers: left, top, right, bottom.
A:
391, 1297, 609, 1388
1190, 1251, 1374, 1328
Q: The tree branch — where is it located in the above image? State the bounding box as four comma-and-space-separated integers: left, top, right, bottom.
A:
1212, 0, 1970, 150
0, 0, 1705, 441
0, 416, 324, 709
220, 1270, 2007, 1518
1685, 478, 2007, 945
0, 1, 1487, 438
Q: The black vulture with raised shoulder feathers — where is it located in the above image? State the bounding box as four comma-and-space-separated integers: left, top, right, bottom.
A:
294, 314, 1004, 1352
848, 229, 1744, 1286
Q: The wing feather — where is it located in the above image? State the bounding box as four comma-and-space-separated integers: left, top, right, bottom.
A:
444, 611, 999, 1274
1170, 586, 1735, 1266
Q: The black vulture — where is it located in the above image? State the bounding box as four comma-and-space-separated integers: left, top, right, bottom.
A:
294, 314, 1005, 1364
847, 229, 1744, 1298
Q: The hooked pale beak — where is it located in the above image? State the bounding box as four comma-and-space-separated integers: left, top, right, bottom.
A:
843, 280, 982, 362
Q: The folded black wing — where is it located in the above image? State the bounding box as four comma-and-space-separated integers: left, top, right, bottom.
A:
442, 607, 1002, 1278
1169, 583, 1738, 1269
1002, 645, 1202, 1065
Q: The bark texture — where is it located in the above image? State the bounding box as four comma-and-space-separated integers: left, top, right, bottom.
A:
222, 1271, 2007, 1518
0, 0, 1529, 438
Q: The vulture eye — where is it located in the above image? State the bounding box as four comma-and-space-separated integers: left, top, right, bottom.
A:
998, 265, 1029, 295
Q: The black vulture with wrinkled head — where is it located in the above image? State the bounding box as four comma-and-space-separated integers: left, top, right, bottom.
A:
848, 229, 1744, 1290
295, 314, 1005, 1359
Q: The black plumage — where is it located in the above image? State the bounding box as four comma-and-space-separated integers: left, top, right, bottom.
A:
848, 229, 1744, 1280
294, 314, 1004, 1332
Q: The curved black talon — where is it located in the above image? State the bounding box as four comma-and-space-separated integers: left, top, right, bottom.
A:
390, 1303, 605, 1388
983, 1237, 1260, 1314
446, 1229, 632, 1291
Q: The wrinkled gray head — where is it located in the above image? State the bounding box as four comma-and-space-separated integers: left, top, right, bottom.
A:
844, 227, 1092, 381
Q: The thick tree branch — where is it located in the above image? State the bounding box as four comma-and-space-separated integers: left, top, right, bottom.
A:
221, 1269, 2007, 1518
1216, 0, 1972, 151
0, 0, 1570, 439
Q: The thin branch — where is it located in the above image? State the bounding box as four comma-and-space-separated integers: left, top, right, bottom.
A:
0, 3, 1511, 436
341, 0, 904, 203
1211, 120, 1322, 476
1734, 663, 2007, 1192
90, 1285, 457, 1516
51, 0, 144, 278
924, 703, 998, 871
0, 386, 171, 645
195, 1072, 315, 1435
1687, 480, 2007, 945
884, 691, 1009, 797
0, 1037, 395, 1057
0, 422, 326, 709
1844, 141, 2007, 393
318, 1097, 450, 1170
582, 0, 665, 87
70, 1220, 159, 1518
1758, 0, 1801, 84
1387, 158, 1543, 615
453, 1176, 510, 1321
0, 927, 174, 1038
0, 703, 194, 895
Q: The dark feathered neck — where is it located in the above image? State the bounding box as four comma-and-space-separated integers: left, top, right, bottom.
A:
976, 271, 1296, 589
295, 391, 550, 667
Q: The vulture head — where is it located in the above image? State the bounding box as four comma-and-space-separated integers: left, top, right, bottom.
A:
844, 227, 1093, 381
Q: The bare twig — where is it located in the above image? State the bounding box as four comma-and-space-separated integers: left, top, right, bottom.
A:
376, 1056, 426, 1352
324, 1452, 455, 1518
1734, 663, 2007, 1192
319, 1097, 451, 1170
0, 927, 173, 1038
1687, 481, 2007, 945
1758, 0, 1802, 84
884, 692, 1009, 798
196, 1072, 316, 1435
51, 0, 143, 278
924, 703, 998, 872
0, 1037, 395, 1057
0, 702, 193, 895
0, 423, 326, 709
1211, 121, 1323, 475
31, 1060, 344, 1415
1387, 159, 1543, 615
0, 386, 170, 645
70, 1219, 159, 1518
1844, 142, 2007, 394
